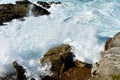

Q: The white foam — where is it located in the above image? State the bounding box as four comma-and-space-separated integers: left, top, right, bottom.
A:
0, 0, 120, 79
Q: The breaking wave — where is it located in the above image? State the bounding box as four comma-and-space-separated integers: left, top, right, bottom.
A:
0, 0, 120, 79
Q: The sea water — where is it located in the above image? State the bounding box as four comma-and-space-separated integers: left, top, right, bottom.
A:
0, 0, 120, 79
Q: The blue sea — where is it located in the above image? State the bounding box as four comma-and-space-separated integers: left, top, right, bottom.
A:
0, 0, 120, 79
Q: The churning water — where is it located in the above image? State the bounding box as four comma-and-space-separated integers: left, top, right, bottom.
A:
0, 0, 120, 79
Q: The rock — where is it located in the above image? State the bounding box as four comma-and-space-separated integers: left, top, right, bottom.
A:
49, 2, 61, 5
42, 76, 56, 80
0, 77, 13, 80
31, 3, 50, 16
13, 61, 26, 80
92, 32, 120, 80
0, 0, 50, 25
59, 60, 92, 80
16, 0, 50, 16
37, 1, 51, 9
0, 3, 28, 23
92, 48, 120, 80
30, 78, 36, 80
41, 44, 74, 79
105, 32, 120, 51
37, 1, 61, 9
16, 0, 31, 4
105, 38, 113, 50
40, 44, 92, 80
60, 66, 91, 80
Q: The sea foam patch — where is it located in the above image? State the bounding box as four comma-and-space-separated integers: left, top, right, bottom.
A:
0, 0, 120, 79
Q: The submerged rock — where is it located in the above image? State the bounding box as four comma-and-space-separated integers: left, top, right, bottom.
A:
40, 44, 92, 80
92, 32, 120, 80
0, 0, 50, 25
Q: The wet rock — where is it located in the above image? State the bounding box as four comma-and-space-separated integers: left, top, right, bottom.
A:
0, 3, 27, 24
37, 1, 50, 9
13, 61, 26, 80
16, 0, 31, 4
31, 3, 50, 16
0, 0, 50, 25
42, 76, 56, 80
16, 0, 50, 16
49, 2, 61, 5
37, 1, 61, 9
40, 44, 92, 80
30, 78, 36, 80
0, 77, 13, 80
92, 32, 120, 80
41, 44, 74, 79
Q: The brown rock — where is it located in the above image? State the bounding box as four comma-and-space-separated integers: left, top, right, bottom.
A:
42, 76, 56, 80
13, 61, 26, 80
60, 66, 91, 80
40, 44, 92, 80
0, 0, 50, 25
105, 38, 113, 50
41, 44, 74, 79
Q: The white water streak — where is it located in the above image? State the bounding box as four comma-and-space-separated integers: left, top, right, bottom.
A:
0, 0, 120, 79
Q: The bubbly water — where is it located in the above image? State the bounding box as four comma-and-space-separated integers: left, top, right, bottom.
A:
0, 0, 120, 79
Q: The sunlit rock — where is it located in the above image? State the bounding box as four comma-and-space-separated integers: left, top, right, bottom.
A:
40, 44, 92, 80
92, 32, 120, 80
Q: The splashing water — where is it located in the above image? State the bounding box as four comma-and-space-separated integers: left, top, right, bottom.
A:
0, 0, 120, 79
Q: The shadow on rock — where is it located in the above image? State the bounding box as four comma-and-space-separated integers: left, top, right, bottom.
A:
40, 44, 92, 80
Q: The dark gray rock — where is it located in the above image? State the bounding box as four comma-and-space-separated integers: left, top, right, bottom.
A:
0, 0, 50, 25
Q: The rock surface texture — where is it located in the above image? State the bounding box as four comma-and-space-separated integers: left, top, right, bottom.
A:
92, 32, 120, 80
37, 1, 61, 9
41, 44, 92, 80
0, 0, 50, 25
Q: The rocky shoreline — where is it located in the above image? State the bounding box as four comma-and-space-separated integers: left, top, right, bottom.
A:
41, 44, 92, 80
0, 0, 120, 80
1, 32, 120, 80
91, 32, 120, 80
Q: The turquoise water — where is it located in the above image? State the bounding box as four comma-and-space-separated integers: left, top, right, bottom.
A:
0, 0, 120, 79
